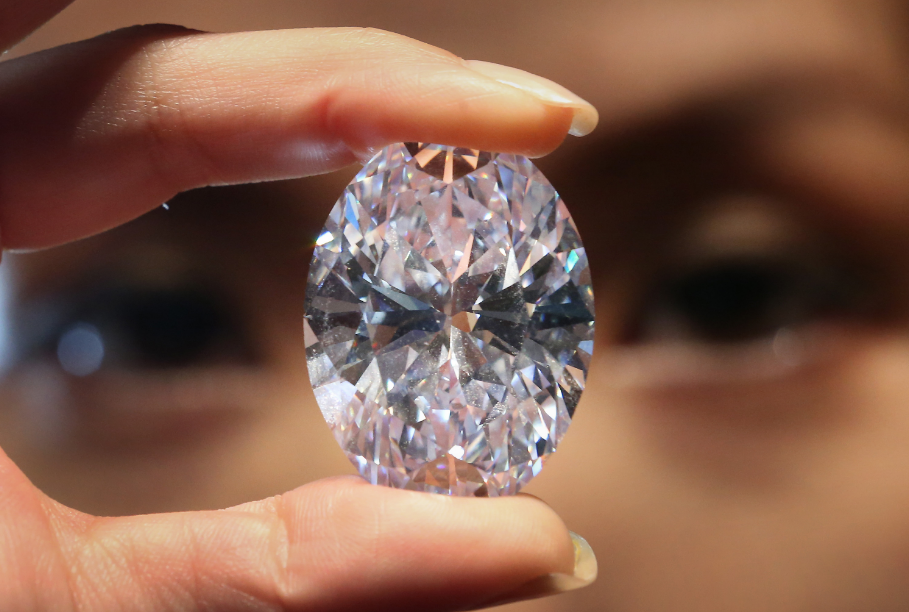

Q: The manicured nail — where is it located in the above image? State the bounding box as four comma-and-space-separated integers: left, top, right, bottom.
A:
463, 60, 599, 137
475, 531, 598, 608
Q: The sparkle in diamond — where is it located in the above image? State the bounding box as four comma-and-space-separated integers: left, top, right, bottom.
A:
304, 143, 595, 496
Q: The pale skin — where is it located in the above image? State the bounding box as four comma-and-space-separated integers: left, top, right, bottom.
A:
6, 1, 909, 611
0, 2, 600, 610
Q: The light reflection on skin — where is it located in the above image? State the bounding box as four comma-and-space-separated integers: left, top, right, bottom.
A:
3, 1, 909, 611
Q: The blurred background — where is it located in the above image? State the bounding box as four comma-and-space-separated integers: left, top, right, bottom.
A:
4, 1, 909, 611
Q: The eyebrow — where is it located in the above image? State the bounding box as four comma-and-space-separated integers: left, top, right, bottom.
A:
546, 64, 909, 228
742, 78, 909, 230
572, 0, 909, 135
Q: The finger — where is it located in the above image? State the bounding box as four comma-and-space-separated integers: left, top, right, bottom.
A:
0, 26, 598, 250
0, 0, 74, 51
35, 476, 594, 611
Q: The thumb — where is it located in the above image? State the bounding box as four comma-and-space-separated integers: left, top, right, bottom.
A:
6, 463, 595, 611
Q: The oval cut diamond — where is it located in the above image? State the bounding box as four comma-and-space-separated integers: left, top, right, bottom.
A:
304, 143, 595, 496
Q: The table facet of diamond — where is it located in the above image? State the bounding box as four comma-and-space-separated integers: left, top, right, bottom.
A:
304, 143, 595, 496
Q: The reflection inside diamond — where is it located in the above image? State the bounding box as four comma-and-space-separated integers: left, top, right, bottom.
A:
304, 143, 595, 496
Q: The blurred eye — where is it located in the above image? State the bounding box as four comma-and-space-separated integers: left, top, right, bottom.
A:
107, 288, 243, 368
631, 256, 858, 344
17, 283, 257, 373
662, 260, 789, 341
624, 201, 870, 348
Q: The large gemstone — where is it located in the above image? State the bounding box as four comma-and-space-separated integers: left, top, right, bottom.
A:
304, 143, 595, 496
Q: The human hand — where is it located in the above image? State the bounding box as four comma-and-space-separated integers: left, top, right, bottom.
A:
0, 2, 598, 610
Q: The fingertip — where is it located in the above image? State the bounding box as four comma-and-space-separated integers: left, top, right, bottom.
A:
514, 104, 577, 158
282, 477, 581, 586
463, 59, 599, 140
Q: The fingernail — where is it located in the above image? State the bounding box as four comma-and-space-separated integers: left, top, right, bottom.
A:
463, 60, 599, 137
568, 531, 598, 585
475, 531, 598, 608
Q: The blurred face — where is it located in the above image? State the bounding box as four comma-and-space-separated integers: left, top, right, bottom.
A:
4, 0, 909, 610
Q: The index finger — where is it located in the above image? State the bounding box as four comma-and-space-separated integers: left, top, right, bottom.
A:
0, 26, 597, 249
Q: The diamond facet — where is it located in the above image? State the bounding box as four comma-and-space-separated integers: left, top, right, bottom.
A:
304, 143, 595, 496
